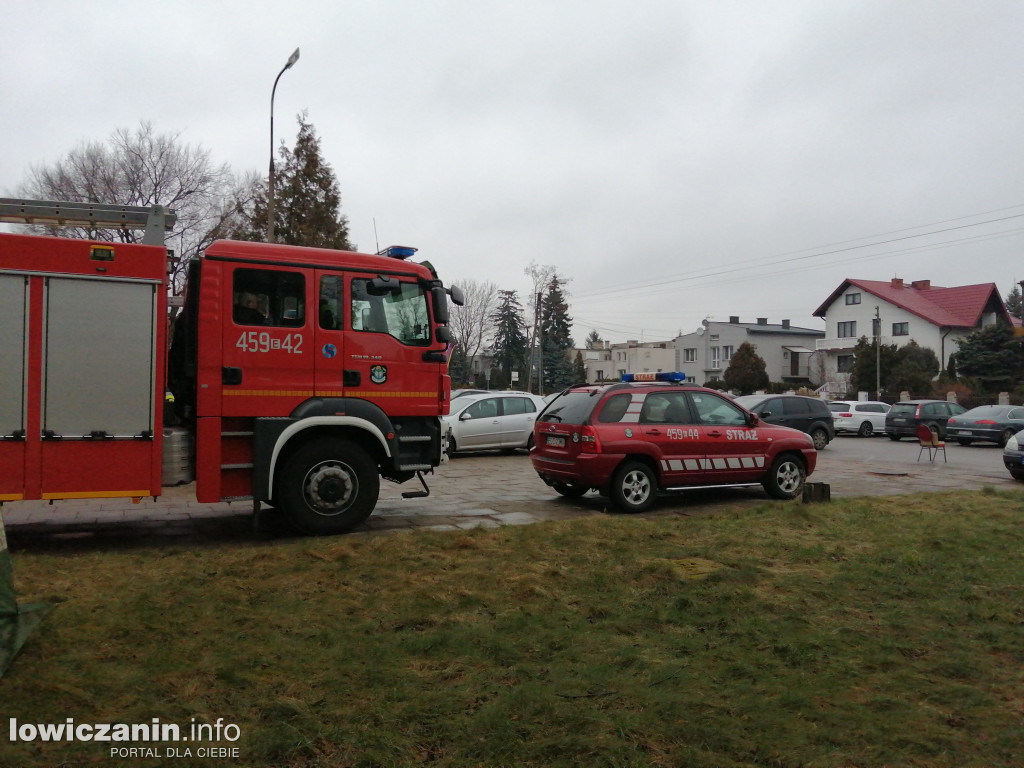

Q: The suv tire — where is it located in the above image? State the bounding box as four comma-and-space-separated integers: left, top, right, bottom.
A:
551, 481, 589, 498
610, 461, 657, 513
762, 454, 806, 500
810, 427, 830, 450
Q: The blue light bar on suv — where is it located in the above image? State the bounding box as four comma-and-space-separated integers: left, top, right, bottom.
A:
621, 372, 688, 383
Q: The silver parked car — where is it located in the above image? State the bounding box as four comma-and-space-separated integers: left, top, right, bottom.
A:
828, 400, 891, 437
442, 391, 548, 456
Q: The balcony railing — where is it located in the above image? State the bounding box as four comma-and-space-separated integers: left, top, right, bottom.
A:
816, 336, 894, 351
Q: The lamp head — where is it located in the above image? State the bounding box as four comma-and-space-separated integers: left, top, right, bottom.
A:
286, 48, 300, 69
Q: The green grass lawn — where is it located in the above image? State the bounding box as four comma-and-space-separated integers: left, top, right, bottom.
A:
2, 488, 1023, 767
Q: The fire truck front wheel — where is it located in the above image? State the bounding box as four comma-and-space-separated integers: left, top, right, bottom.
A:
279, 438, 380, 535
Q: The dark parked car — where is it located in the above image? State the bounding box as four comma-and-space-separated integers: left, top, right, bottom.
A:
732, 394, 835, 450
945, 404, 1024, 447
885, 400, 966, 440
1002, 432, 1024, 481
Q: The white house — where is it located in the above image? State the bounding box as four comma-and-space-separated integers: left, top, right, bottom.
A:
582, 340, 675, 383
674, 318, 825, 387
812, 277, 1012, 393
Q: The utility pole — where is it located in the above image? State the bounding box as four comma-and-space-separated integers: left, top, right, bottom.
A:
535, 292, 544, 396
874, 306, 881, 398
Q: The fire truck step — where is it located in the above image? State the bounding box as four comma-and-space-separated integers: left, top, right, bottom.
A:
398, 435, 431, 443
221, 463, 254, 470
398, 463, 433, 472
221, 431, 254, 438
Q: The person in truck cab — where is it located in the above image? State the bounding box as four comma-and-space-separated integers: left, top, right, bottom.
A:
234, 292, 268, 325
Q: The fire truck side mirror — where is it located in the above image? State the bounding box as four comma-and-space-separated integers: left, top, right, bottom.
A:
436, 326, 453, 344
449, 285, 465, 306
432, 287, 450, 324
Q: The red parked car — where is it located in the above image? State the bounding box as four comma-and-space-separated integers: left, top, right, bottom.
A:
531, 373, 818, 513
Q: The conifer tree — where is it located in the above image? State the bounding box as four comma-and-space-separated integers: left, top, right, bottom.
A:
722, 342, 769, 394
540, 274, 576, 392
233, 113, 352, 249
490, 290, 529, 386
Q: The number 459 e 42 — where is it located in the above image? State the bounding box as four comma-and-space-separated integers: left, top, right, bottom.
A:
235, 331, 303, 354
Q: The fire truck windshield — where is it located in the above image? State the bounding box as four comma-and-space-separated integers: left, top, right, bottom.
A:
351, 278, 431, 345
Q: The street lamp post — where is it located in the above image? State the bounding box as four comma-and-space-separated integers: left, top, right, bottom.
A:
268, 47, 300, 244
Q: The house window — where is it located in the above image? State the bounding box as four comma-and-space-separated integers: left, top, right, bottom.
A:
684, 348, 697, 363
837, 321, 857, 338
845, 293, 861, 305
709, 334, 719, 341
837, 355, 855, 373
595, 369, 605, 381
892, 322, 909, 336
710, 347, 721, 369
722, 345, 734, 361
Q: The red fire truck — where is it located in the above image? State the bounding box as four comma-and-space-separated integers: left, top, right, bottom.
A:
0, 199, 463, 534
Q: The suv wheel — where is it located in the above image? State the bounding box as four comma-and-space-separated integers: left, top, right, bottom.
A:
810, 427, 830, 450
610, 461, 657, 513
762, 454, 806, 500
857, 421, 873, 437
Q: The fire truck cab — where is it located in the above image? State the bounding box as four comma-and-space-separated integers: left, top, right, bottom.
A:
0, 199, 463, 535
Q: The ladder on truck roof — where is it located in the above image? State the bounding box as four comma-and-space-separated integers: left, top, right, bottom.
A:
0, 198, 177, 246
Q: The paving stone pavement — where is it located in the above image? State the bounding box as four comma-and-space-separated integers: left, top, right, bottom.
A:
2, 443, 1017, 549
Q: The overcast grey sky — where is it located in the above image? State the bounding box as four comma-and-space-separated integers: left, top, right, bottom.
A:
3, 0, 1023, 345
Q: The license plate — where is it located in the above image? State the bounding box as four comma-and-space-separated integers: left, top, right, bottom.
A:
546, 435, 566, 447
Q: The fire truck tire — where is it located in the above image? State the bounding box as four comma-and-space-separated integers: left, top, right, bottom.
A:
279, 438, 380, 535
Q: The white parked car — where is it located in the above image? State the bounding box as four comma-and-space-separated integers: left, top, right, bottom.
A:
828, 400, 891, 437
442, 391, 548, 456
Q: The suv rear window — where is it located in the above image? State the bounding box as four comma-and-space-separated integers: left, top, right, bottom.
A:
538, 390, 602, 425
890, 403, 918, 415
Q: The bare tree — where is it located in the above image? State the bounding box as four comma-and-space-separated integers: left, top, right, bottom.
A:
16, 120, 249, 293
448, 279, 498, 384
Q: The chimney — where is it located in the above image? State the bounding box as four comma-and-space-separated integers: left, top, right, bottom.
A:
729, 316, 740, 324
782, 319, 790, 329
757, 318, 767, 325
911, 280, 931, 290
891, 277, 904, 289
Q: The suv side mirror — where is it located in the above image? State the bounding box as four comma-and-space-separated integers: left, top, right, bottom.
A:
747, 412, 759, 427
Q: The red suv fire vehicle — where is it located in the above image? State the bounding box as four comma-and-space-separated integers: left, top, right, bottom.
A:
531, 373, 818, 513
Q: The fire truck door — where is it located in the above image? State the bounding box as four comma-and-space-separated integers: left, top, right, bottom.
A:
221, 266, 314, 417
0, 274, 27, 498
340, 273, 440, 417
314, 274, 346, 394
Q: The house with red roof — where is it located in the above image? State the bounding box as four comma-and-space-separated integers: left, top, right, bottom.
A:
811, 278, 1012, 393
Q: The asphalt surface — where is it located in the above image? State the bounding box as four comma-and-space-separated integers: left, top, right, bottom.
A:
2, 436, 1017, 550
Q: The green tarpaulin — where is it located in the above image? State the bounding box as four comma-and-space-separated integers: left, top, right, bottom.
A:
0, 512, 53, 677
